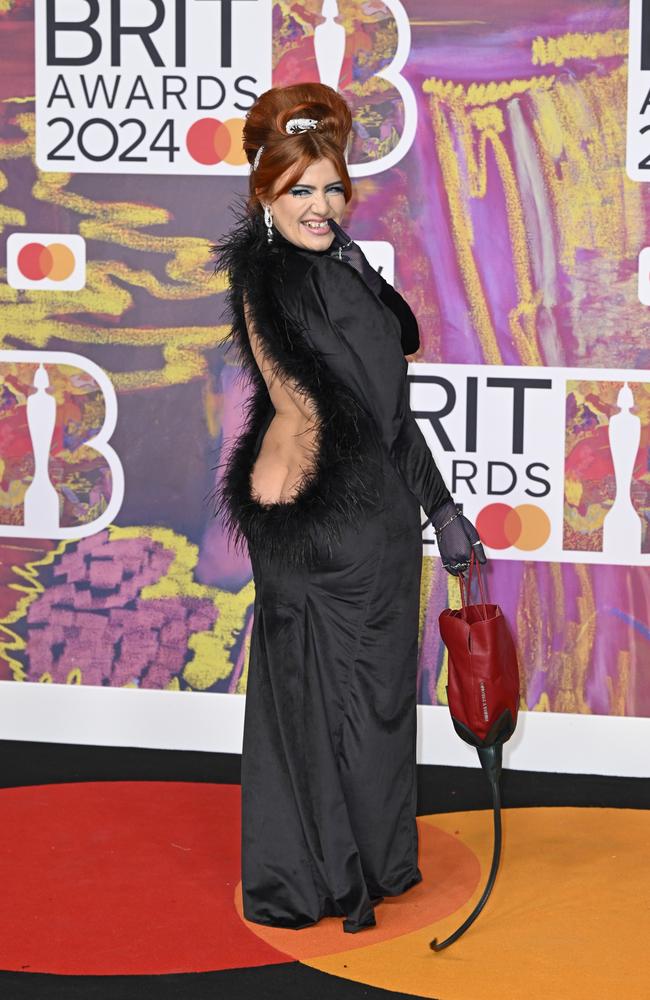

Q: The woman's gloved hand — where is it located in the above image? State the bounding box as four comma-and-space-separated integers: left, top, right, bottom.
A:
430, 501, 487, 576
327, 218, 383, 296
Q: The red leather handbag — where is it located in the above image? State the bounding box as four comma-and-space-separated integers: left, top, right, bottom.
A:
439, 553, 520, 748
431, 552, 520, 951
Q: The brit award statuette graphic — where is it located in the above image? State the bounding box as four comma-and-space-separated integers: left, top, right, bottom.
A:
602, 383, 644, 559
23, 364, 60, 535
0, 351, 124, 540
311, 0, 416, 177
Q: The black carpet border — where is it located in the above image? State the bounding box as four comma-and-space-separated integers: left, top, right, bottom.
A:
0, 739, 647, 811
0, 964, 434, 1000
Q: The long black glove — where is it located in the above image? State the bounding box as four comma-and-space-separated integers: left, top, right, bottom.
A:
327, 218, 383, 295
328, 221, 484, 577
430, 501, 487, 576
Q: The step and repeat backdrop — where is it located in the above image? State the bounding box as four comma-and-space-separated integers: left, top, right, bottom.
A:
0, 0, 648, 772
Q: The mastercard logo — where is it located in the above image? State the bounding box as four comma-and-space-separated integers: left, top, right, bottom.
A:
7, 233, 86, 291
186, 117, 247, 166
475, 503, 551, 551
16, 242, 76, 282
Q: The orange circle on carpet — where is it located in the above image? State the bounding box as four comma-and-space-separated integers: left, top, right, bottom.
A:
235, 818, 481, 958
300, 808, 650, 999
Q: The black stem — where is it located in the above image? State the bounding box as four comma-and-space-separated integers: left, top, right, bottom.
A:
429, 743, 503, 952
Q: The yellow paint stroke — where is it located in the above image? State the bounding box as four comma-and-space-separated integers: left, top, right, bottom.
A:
475, 113, 543, 365
436, 648, 449, 705
516, 563, 545, 707
425, 85, 543, 363
423, 39, 633, 363
565, 476, 583, 508
0, 540, 65, 681
419, 555, 435, 641
0, 525, 255, 691
607, 651, 630, 716
552, 563, 595, 713
530, 64, 641, 272
235, 622, 252, 694
189, 601, 255, 692
532, 29, 628, 67
0, 111, 32, 160
516, 562, 597, 714
411, 20, 486, 26
423, 75, 556, 108
0, 479, 28, 510
114, 525, 255, 690
0, 112, 230, 391
426, 96, 502, 364
202, 373, 225, 440
563, 500, 609, 535
0, 291, 230, 389
0, 169, 25, 232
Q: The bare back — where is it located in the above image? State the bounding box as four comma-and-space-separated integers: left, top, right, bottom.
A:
245, 294, 320, 506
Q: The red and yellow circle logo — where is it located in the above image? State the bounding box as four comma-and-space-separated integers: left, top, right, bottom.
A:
185, 117, 247, 166
17, 242, 76, 282
476, 503, 551, 551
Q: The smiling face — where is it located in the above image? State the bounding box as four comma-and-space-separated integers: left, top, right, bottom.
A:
266, 157, 347, 251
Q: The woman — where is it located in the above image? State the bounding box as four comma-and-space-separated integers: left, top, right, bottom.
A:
213, 82, 486, 934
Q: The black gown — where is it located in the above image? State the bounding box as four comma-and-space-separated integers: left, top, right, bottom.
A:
213, 213, 452, 933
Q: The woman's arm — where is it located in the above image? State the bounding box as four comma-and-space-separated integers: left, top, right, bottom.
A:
376, 273, 420, 356
291, 256, 452, 518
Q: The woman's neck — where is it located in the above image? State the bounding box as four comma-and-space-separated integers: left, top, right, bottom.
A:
270, 224, 333, 256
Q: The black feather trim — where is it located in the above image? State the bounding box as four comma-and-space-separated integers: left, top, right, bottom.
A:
210, 208, 384, 569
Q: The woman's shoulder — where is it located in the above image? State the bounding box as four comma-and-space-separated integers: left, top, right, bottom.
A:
281, 247, 373, 302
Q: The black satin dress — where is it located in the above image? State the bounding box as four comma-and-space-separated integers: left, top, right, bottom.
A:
214, 217, 452, 933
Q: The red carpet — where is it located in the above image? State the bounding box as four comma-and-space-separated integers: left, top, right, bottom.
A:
0, 782, 289, 975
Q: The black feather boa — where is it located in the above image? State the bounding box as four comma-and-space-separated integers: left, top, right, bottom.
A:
210, 207, 384, 570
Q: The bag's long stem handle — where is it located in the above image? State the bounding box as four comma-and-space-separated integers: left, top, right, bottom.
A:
430, 743, 503, 951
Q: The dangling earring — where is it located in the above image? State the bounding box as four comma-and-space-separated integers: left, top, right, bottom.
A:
263, 204, 273, 243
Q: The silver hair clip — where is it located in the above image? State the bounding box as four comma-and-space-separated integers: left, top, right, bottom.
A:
252, 118, 318, 171
285, 118, 319, 134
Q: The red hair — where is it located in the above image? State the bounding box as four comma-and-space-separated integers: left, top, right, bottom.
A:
243, 83, 353, 211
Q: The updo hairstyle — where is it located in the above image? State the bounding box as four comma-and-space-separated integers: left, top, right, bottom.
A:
243, 83, 353, 212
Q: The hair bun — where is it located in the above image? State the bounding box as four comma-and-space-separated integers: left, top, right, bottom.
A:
244, 84, 352, 160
